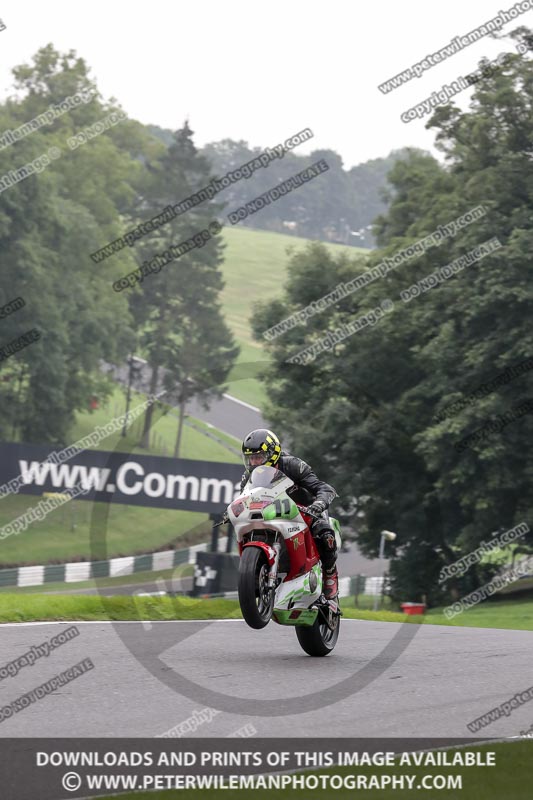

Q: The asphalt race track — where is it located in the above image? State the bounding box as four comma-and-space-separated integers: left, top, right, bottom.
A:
0, 619, 531, 739
106, 359, 268, 440
187, 394, 267, 441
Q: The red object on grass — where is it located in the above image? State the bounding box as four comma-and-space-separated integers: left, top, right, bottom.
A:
401, 602, 427, 615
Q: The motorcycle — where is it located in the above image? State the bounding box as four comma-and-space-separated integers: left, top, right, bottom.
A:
226, 465, 342, 656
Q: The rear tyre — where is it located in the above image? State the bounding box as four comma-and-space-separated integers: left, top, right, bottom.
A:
238, 547, 274, 629
296, 608, 340, 656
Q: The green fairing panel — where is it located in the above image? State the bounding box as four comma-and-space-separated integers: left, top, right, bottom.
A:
262, 498, 300, 520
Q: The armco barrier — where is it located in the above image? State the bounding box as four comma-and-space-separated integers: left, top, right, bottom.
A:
0, 539, 227, 588
0, 541, 386, 599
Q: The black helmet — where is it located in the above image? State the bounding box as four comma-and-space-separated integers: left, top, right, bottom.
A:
242, 429, 282, 471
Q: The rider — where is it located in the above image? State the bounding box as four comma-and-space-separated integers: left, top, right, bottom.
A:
239, 428, 339, 600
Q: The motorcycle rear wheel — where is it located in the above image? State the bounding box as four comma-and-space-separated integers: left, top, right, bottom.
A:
296, 608, 340, 656
238, 547, 274, 629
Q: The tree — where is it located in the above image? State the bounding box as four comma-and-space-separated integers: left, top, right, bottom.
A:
202, 137, 413, 245
0, 45, 141, 443
124, 122, 239, 449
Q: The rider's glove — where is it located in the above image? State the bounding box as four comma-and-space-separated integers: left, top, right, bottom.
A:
221, 510, 230, 524
305, 499, 326, 517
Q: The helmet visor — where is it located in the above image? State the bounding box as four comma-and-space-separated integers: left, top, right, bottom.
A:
243, 451, 268, 470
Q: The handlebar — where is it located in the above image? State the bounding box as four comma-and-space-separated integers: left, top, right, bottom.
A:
296, 503, 321, 520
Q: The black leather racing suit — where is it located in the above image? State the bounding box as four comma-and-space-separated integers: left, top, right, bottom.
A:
240, 451, 338, 570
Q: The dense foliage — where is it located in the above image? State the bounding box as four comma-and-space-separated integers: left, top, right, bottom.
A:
0, 46, 237, 445
252, 34, 533, 603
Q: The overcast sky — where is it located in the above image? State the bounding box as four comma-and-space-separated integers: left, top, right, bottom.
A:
1, 0, 530, 168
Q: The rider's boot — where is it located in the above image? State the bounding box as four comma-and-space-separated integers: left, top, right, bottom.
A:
323, 566, 339, 600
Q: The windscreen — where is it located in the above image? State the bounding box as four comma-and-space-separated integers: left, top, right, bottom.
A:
248, 465, 291, 490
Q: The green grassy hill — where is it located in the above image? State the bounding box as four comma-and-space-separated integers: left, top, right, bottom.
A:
219, 227, 368, 405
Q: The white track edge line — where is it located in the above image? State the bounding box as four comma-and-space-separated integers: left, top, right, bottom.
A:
222, 393, 261, 413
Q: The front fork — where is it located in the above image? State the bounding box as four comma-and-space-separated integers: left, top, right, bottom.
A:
267, 542, 281, 589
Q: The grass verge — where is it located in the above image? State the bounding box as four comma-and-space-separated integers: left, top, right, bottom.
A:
346, 595, 533, 630
0, 595, 242, 623
0, 594, 532, 629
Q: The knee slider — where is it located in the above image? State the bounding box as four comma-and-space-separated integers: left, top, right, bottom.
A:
314, 525, 337, 552
316, 532, 337, 570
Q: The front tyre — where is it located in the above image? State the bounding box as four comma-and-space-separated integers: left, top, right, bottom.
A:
296, 608, 340, 656
238, 547, 274, 629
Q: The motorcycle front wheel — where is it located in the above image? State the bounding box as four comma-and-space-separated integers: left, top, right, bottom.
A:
296, 608, 340, 656
238, 547, 274, 629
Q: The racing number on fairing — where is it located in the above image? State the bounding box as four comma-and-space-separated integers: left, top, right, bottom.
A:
274, 499, 291, 518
